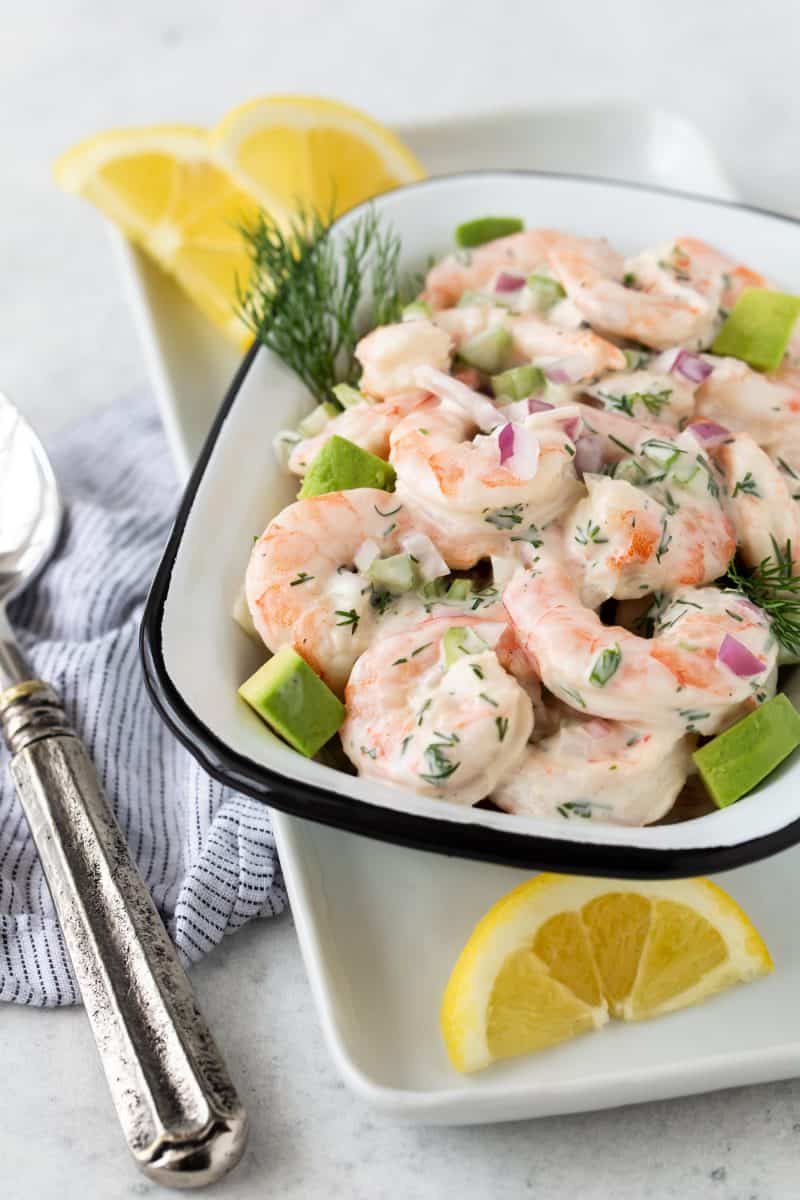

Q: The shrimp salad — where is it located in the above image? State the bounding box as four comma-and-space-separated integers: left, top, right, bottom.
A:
242, 221, 800, 828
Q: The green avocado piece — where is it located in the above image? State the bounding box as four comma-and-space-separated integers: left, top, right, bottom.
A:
299, 435, 396, 498
711, 288, 800, 372
446, 578, 472, 602
455, 216, 524, 248
238, 646, 345, 757
491, 364, 546, 401
692, 693, 800, 808
459, 326, 513, 374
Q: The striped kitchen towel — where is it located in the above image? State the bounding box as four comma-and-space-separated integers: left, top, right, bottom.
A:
0, 394, 287, 1006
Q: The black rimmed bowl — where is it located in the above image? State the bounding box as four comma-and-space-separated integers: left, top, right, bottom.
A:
141, 169, 800, 878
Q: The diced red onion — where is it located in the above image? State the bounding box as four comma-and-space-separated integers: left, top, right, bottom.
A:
414, 365, 501, 432
734, 597, 767, 622
495, 271, 526, 293
686, 420, 731, 448
717, 634, 765, 677
562, 417, 582, 442
499, 422, 540, 479
528, 398, 555, 413
544, 365, 572, 384
585, 718, 612, 739
498, 422, 515, 464
574, 433, 604, 478
400, 531, 449, 581
671, 349, 714, 384
354, 539, 380, 574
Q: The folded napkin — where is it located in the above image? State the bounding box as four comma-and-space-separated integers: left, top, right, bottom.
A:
0, 395, 287, 1006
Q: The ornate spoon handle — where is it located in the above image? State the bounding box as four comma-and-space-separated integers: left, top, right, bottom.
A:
0, 679, 247, 1189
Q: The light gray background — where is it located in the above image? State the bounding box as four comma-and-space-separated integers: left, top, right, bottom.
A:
3, 2, 800, 1196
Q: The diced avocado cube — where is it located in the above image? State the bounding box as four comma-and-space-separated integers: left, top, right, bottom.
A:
712, 288, 800, 372
238, 646, 345, 757
446, 578, 472, 601
332, 383, 368, 409
455, 217, 524, 249
526, 274, 566, 313
442, 625, 490, 667
366, 553, 417, 594
459, 326, 513, 374
491, 364, 546, 401
299, 435, 396, 498
402, 299, 433, 321
693, 693, 800, 808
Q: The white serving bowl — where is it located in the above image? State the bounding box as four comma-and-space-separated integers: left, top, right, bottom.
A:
141, 170, 800, 877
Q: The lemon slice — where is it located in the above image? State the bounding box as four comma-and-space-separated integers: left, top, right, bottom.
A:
211, 94, 425, 221
54, 126, 259, 345
441, 874, 772, 1073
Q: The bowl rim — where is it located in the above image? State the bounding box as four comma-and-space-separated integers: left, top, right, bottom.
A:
140, 167, 800, 878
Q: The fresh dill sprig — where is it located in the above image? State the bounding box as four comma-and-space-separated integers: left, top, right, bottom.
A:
724, 538, 800, 654
237, 206, 405, 406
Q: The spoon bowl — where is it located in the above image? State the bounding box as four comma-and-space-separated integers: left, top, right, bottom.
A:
0, 393, 62, 607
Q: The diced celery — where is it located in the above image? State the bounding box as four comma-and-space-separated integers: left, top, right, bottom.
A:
491, 364, 546, 401
298, 402, 336, 438
455, 217, 524, 248
457, 290, 496, 309
623, 348, 650, 370
401, 299, 433, 321
419, 578, 449, 601
459, 326, 513, 373
446, 578, 473, 602
366, 553, 417, 594
443, 625, 490, 667
527, 274, 566, 313
332, 383, 368, 409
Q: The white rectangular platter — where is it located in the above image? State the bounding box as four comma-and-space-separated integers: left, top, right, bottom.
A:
118, 104, 800, 1122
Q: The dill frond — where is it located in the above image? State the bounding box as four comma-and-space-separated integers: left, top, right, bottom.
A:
237, 205, 405, 407
724, 538, 800, 655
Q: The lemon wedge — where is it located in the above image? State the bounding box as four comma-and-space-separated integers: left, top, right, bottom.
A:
54, 125, 259, 345
211, 94, 425, 221
441, 874, 772, 1073
54, 96, 425, 347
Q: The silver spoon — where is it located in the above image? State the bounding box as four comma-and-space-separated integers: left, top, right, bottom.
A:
0, 393, 247, 1189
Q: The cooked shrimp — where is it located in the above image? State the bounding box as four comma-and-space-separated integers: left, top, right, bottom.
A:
341, 616, 533, 804
696, 357, 800, 472
355, 320, 452, 399
628, 237, 768, 314
546, 232, 716, 350
493, 713, 693, 826
422, 229, 557, 310
390, 389, 584, 569
288, 391, 426, 476
247, 488, 428, 692
504, 558, 777, 734
433, 304, 626, 380
563, 433, 735, 606
715, 433, 800, 568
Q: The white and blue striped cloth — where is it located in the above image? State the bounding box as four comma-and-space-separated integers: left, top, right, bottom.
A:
0, 396, 287, 1006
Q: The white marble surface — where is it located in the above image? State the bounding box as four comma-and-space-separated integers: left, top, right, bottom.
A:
4, 1, 800, 1196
